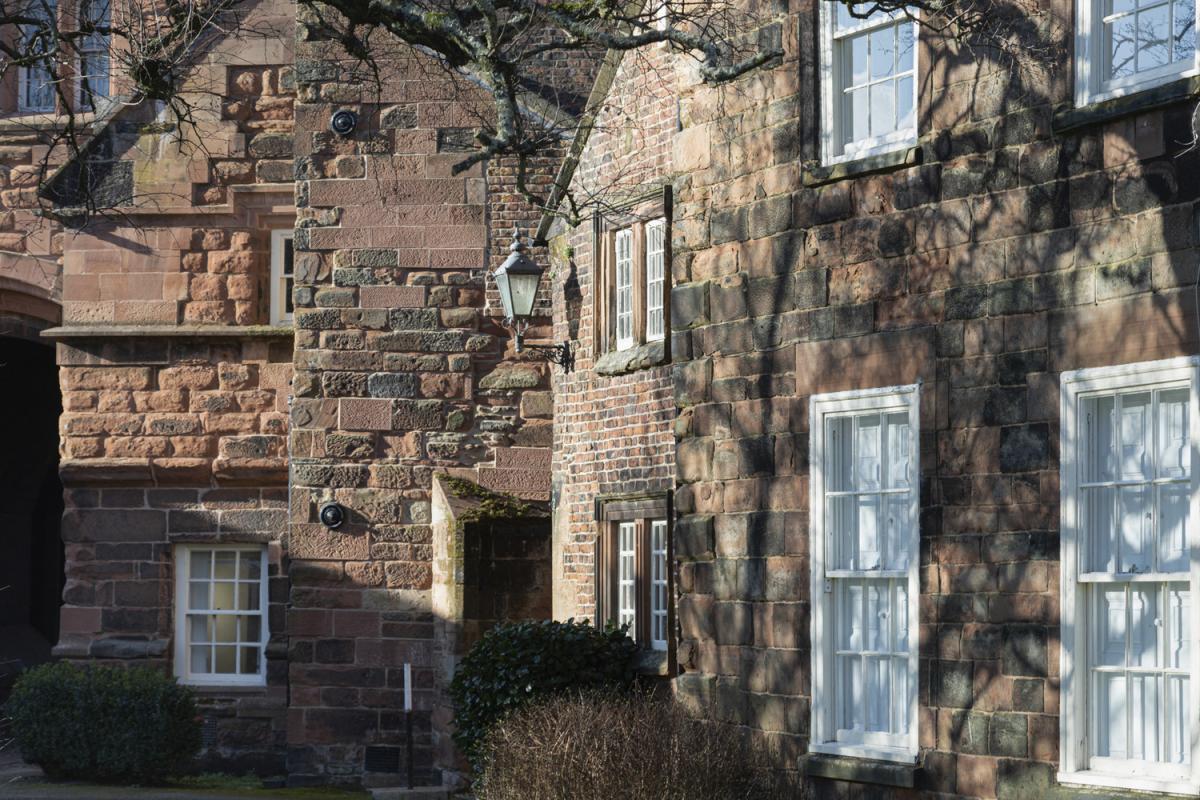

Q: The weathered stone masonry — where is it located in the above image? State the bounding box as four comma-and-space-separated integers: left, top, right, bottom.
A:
47, 0, 297, 774
546, 1, 1200, 799
288, 34, 567, 782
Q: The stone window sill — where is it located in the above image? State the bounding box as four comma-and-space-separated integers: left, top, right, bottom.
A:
802, 145, 923, 187
594, 339, 668, 377
800, 753, 919, 788
1053, 75, 1200, 134
189, 683, 270, 696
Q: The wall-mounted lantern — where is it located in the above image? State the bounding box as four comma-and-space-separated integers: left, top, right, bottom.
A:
493, 228, 572, 369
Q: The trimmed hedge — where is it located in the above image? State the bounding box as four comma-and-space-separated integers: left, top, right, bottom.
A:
448, 619, 636, 769
475, 692, 789, 799
6, 662, 201, 783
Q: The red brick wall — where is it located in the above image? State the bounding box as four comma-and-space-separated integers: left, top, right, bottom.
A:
57, 485, 290, 774
550, 32, 680, 622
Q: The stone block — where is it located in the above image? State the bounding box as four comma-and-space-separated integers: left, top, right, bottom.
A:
340, 399, 393, 431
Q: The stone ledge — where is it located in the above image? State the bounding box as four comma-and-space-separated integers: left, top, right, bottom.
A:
43, 324, 294, 340
631, 647, 670, 676
1053, 75, 1200, 133
800, 753, 919, 788
802, 145, 923, 187
594, 338, 667, 376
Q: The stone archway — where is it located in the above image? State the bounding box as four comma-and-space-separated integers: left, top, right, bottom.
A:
0, 328, 64, 696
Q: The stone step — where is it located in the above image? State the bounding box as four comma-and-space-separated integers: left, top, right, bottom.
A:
369, 787, 451, 800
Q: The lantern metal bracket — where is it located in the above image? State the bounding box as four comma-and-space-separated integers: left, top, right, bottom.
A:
508, 320, 572, 370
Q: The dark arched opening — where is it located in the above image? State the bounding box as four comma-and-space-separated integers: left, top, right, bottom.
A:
0, 334, 64, 696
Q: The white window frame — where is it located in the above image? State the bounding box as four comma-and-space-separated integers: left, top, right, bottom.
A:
617, 521, 637, 631
270, 228, 295, 326
173, 544, 269, 688
1076, 0, 1200, 107
645, 218, 666, 343
1059, 357, 1200, 796
818, 5, 919, 165
650, 518, 669, 651
809, 383, 921, 764
614, 228, 634, 351
18, 0, 58, 113
75, 0, 110, 110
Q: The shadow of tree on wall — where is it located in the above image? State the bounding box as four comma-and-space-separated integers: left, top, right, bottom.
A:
654, 0, 1200, 792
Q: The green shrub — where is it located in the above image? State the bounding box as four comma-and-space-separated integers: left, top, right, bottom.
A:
449, 619, 636, 768
476, 692, 794, 800
6, 662, 201, 783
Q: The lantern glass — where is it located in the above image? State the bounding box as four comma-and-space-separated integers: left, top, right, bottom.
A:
504, 270, 540, 320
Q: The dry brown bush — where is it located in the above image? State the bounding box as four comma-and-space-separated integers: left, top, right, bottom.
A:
474, 691, 796, 800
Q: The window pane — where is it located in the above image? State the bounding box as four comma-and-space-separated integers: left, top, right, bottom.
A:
856, 494, 881, 570
188, 581, 210, 611
1098, 587, 1128, 667
240, 552, 262, 580
1120, 393, 1153, 480
1129, 673, 1162, 760
190, 551, 211, 579
896, 76, 915, 131
1138, 5, 1172, 71
884, 413, 911, 489
1119, 485, 1152, 572
1130, 586, 1159, 668
1086, 395, 1118, 482
1158, 483, 1189, 572
1174, 0, 1196, 61
884, 495, 910, 570
240, 616, 262, 644
1109, 16, 1139, 79
190, 646, 211, 674
1111, 0, 1136, 14
865, 656, 890, 731
896, 23, 915, 72
1085, 487, 1117, 573
239, 583, 260, 611
869, 82, 896, 140
239, 647, 260, 675
212, 582, 235, 611
827, 417, 853, 491
214, 646, 237, 674
1166, 674, 1190, 763
850, 88, 870, 144
214, 551, 237, 580
849, 34, 869, 85
1168, 585, 1190, 669
893, 580, 909, 652
869, 27, 896, 79
840, 582, 864, 651
890, 657, 909, 735
1157, 388, 1190, 478
215, 615, 237, 644
855, 415, 881, 491
189, 615, 210, 644
840, 654, 863, 732
1096, 671, 1128, 758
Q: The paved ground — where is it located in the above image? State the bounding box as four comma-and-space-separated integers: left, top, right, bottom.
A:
0, 750, 372, 800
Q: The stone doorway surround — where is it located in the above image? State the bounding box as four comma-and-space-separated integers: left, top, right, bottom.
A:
428, 472, 551, 787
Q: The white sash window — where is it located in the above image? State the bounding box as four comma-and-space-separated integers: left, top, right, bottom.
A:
174, 545, 269, 686
810, 384, 920, 762
1076, 0, 1199, 106
819, 3, 918, 164
1060, 358, 1200, 795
